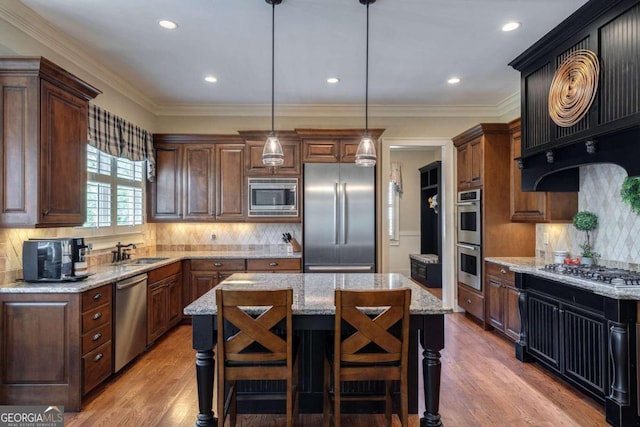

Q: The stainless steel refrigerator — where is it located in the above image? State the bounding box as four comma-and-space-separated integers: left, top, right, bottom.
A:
303, 163, 375, 273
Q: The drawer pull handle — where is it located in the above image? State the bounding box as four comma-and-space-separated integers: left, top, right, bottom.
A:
214, 262, 223, 267
93, 292, 102, 300
93, 312, 102, 320
92, 332, 102, 341
93, 353, 103, 362
500, 269, 507, 274
467, 299, 472, 304
269, 262, 278, 266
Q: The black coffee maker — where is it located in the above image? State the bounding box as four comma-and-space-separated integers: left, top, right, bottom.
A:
71, 237, 89, 275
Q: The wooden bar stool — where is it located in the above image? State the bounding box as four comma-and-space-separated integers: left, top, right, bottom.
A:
216, 288, 299, 427
323, 288, 411, 427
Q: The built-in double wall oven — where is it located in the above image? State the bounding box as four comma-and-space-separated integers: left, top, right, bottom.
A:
456, 189, 482, 291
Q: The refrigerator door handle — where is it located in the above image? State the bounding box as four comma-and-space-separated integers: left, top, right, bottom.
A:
307, 265, 373, 272
333, 183, 339, 245
341, 183, 347, 244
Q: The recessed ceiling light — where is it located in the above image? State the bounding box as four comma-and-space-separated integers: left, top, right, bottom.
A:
204, 75, 217, 83
327, 77, 340, 84
502, 21, 521, 32
447, 77, 461, 84
159, 20, 178, 30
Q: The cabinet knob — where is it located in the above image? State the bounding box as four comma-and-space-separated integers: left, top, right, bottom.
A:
93, 292, 102, 300
93, 353, 103, 362
43, 210, 49, 216
466, 299, 472, 304
92, 312, 102, 320
214, 262, 223, 267
269, 262, 278, 267
500, 269, 507, 274
92, 332, 102, 342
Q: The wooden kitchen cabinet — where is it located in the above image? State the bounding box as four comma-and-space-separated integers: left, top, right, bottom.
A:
0, 283, 113, 410
508, 118, 577, 223
240, 131, 301, 175
297, 128, 385, 163
455, 135, 483, 190
0, 57, 101, 228
485, 261, 520, 342
147, 262, 182, 345
457, 284, 484, 322
246, 258, 301, 272
187, 259, 246, 304
149, 135, 246, 222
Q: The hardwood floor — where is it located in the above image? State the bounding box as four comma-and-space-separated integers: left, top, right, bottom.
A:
66, 313, 606, 426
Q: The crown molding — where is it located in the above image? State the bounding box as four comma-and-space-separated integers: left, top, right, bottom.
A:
496, 92, 521, 119
154, 102, 508, 118
0, 0, 157, 112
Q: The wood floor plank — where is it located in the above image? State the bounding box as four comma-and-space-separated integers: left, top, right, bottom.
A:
65, 312, 607, 426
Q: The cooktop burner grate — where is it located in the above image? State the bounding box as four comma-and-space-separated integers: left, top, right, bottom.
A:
541, 264, 640, 286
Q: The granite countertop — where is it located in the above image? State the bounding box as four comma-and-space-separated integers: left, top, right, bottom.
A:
485, 257, 640, 300
409, 254, 439, 264
184, 273, 450, 316
0, 250, 302, 294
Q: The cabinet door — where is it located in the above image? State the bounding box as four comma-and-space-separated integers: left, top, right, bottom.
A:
147, 282, 166, 344
303, 140, 339, 162
39, 80, 88, 226
340, 140, 360, 163
167, 275, 183, 327
456, 144, 470, 190
527, 293, 560, 370
183, 145, 215, 219
216, 144, 245, 219
245, 140, 300, 175
504, 286, 521, 341
469, 137, 483, 188
0, 75, 39, 226
149, 144, 182, 221
486, 277, 504, 331
190, 272, 219, 303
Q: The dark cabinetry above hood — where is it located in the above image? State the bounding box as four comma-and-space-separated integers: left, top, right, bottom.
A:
509, 0, 640, 191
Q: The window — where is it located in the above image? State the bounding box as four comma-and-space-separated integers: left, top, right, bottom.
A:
388, 181, 400, 243
85, 145, 145, 230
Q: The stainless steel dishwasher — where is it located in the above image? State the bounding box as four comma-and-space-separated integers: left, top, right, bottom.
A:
115, 273, 148, 372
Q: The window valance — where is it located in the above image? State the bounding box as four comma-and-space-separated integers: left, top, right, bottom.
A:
88, 103, 155, 180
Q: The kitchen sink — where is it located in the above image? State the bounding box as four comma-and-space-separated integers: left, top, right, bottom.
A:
128, 257, 169, 265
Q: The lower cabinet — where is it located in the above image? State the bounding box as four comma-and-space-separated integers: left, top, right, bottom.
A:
0, 284, 113, 410
486, 261, 521, 341
457, 284, 484, 322
147, 262, 183, 345
187, 259, 246, 304
246, 258, 301, 272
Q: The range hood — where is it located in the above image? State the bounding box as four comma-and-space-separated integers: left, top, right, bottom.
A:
509, 0, 640, 191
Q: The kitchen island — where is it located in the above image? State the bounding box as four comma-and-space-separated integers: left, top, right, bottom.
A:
184, 272, 450, 427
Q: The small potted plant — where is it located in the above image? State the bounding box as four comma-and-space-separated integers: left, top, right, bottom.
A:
572, 210, 600, 265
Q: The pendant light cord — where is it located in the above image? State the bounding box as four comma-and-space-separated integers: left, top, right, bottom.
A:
271, 1, 276, 134
365, 2, 369, 134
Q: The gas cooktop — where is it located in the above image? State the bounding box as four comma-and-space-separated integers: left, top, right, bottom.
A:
541, 264, 640, 287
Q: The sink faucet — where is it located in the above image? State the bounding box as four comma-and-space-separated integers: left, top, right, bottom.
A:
112, 242, 137, 263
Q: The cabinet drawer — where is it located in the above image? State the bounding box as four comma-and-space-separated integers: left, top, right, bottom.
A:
190, 259, 245, 271
485, 262, 515, 283
82, 284, 112, 311
82, 341, 112, 394
458, 285, 484, 321
246, 258, 301, 271
82, 303, 111, 332
148, 261, 181, 283
82, 322, 112, 354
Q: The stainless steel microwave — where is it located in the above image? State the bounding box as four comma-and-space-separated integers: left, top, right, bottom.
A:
248, 177, 298, 217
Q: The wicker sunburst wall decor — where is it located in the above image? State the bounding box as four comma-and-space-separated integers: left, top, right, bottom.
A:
548, 49, 600, 127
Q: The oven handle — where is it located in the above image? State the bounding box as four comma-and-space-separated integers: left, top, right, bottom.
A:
456, 243, 479, 251
455, 201, 478, 206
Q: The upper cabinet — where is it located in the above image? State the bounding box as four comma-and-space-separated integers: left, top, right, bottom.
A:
148, 135, 246, 222
508, 119, 577, 223
296, 128, 385, 163
239, 131, 301, 176
0, 57, 101, 227
453, 124, 507, 191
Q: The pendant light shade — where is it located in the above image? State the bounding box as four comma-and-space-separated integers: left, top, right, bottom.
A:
355, 0, 376, 167
263, 0, 284, 167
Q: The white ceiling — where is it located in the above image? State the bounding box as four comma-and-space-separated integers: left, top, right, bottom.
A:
17, 0, 589, 110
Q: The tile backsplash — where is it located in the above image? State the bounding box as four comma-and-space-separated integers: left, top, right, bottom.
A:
537, 164, 640, 268
155, 223, 302, 248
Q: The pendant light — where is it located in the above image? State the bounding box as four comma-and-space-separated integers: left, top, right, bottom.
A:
355, 0, 377, 167
262, 0, 285, 166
